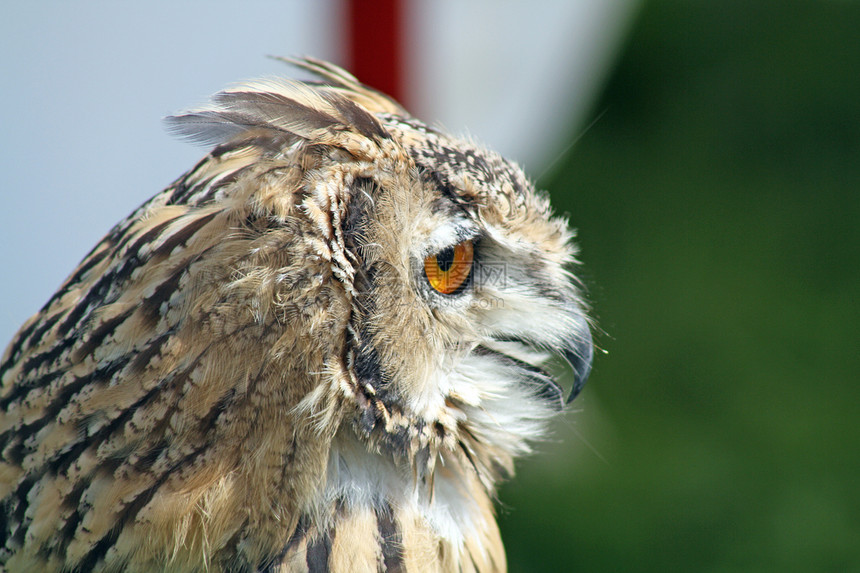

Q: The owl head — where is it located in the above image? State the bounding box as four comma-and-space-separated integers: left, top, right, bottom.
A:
0, 58, 593, 571
169, 56, 592, 468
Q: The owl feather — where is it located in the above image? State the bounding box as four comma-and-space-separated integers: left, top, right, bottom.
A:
0, 58, 593, 572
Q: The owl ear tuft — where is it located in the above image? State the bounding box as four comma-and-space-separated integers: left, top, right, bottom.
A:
272, 55, 409, 117
164, 61, 392, 155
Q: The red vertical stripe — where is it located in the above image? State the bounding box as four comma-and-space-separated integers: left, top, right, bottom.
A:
345, 0, 406, 106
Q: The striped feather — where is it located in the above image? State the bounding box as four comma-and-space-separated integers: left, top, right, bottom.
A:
0, 57, 593, 572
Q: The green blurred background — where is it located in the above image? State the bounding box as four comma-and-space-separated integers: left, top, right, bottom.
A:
499, 1, 860, 571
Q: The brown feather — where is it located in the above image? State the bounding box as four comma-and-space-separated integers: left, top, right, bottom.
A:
0, 58, 593, 572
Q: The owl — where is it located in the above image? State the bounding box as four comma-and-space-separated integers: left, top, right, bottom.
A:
0, 58, 592, 572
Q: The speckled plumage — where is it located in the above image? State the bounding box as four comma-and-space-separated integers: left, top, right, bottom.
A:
0, 58, 593, 572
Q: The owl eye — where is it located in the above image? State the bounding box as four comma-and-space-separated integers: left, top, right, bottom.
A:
424, 240, 474, 295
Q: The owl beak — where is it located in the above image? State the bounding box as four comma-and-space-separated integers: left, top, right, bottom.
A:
564, 321, 593, 404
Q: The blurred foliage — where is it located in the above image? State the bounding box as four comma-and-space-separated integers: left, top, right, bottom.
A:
498, 1, 860, 571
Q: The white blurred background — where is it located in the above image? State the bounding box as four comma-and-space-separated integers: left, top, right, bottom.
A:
0, 0, 636, 344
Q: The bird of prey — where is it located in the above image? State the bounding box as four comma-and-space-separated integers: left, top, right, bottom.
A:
0, 58, 593, 572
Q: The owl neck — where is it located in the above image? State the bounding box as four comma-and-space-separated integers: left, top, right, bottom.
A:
274, 429, 507, 571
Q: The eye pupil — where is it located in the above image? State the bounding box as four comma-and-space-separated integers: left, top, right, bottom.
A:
436, 247, 455, 272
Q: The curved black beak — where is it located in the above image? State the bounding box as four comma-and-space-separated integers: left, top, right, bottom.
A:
564, 322, 593, 403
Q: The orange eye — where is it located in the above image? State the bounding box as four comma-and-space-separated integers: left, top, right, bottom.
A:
424, 240, 474, 295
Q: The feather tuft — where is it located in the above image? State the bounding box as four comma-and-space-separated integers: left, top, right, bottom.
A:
164, 58, 393, 150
